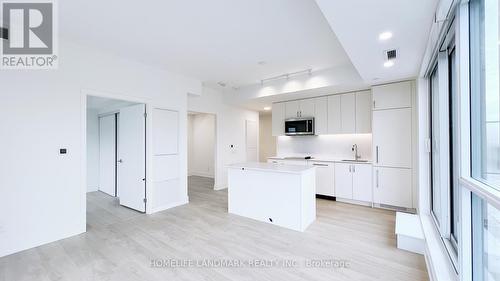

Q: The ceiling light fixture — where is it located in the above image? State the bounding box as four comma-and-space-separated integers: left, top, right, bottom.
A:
260, 68, 312, 86
263, 106, 271, 111
379, 31, 393, 41
383, 60, 394, 68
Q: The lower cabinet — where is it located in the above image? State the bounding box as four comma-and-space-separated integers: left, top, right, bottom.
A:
309, 161, 335, 196
373, 166, 412, 208
334, 163, 372, 202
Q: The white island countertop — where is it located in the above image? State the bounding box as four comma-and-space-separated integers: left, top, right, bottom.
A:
227, 162, 315, 174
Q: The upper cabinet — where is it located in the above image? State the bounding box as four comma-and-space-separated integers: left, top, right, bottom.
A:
372, 81, 412, 110
355, 91, 372, 133
340, 93, 356, 134
271, 102, 285, 136
313, 97, 328, 135
273, 90, 373, 136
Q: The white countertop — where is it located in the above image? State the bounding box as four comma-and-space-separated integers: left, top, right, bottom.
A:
268, 156, 372, 164
227, 162, 315, 174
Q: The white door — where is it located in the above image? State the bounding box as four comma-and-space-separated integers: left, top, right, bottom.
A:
372, 108, 412, 168
313, 97, 328, 135
352, 164, 372, 202
334, 163, 353, 199
118, 104, 146, 212
311, 162, 335, 196
327, 95, 341, 134
373, 167, 412, 208
272, 103, 285, 136
341, 93, 356, 134
246, 120, 258, 162
355, 91, 372, 133
285, 100, 300, 118
299, 99, 315, 118
99, 115, 116, 196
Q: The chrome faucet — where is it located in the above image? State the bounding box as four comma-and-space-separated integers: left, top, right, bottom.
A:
352, 144, 361, 161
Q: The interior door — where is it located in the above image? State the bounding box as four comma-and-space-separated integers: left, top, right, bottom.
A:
118, 104, 146, 212
246, 120, 258, 162
98, 114, 116, 196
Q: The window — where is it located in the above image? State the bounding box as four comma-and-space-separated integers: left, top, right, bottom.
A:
470, 0, 500, 190
449, 45, 460, 250
472, 194, 500, 280
431, 65, 443, 226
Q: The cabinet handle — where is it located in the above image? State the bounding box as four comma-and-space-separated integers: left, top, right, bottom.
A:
373, 100, 376, 109
375, 146, 379, 163
376, 170, 379, 188
312, 163, 328, 167
353, 165, 356, 173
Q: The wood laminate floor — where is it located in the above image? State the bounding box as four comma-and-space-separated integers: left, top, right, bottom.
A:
0, 176, 428, 281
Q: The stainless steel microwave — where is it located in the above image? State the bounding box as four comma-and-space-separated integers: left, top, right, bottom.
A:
284, 118, 315, 136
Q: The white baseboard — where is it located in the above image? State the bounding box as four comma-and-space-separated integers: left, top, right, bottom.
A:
335, 197, 372, 207
150, 198, 189, 214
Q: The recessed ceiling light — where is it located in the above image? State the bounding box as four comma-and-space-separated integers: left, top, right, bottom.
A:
263, 106, 271, 111
379, 31, 393, 41
383, 60, 394, 68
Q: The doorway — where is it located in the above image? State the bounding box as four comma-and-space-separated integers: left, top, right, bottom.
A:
188, 112, 216, 192
86, 95, 147, 216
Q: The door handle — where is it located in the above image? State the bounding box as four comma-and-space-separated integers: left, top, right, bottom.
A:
375, 146, 379, 164
376, 170, 379, 188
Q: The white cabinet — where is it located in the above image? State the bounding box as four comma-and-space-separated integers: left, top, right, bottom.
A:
285, 100, 301, 118
309, 161, 335, 196
313, 97, 328, 135
327, 95, 342, 134
352, 164, 372, 202
373, 167, 412, 208
340, 93, 356, 134
285, 99, 315, 118
355, 91, 372, 133
334, 162, 372, 202
300, 99, 315, 118
334, 163, 352, 199
372, 81, 412, 110
272, 102, 285, 136
372, 108, 412, 168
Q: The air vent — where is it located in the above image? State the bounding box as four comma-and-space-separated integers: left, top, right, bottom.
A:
0, 27, 8, 40
386, 49, 397, 60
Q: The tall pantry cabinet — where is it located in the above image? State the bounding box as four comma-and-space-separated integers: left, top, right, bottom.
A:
372, 81, 414, 209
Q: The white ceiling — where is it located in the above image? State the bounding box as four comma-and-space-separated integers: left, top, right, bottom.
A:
60, 0, 352, 88
314, 0, 438, 83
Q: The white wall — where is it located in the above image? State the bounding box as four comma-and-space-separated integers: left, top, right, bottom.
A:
188, 113, 215, 178
259, 113, 276, 162
86, 108, 100, 192
276, 134, 372, 160
0, 39, 200, 257
188, 87, 259, 190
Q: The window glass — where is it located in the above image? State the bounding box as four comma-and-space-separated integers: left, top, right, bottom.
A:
431, 66, 442, 225
449, 46, 460, 248
470, 0, 500, 190
472, 194, 500, 280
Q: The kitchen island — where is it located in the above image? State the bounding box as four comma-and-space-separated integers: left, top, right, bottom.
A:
227, 162, 316, 232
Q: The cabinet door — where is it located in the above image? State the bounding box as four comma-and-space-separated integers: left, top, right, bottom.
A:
310, 162, 335, 196
272, 103, 285, 136
352, 164, 372, 202
372, 81, 412, 110
285, 100, 300, 118
327, 95, 341, 134
314, 97, 328, 135
341, 93, 356, 134
355, 91, 372, 133
281, 159, 307, 166
373, 167, 412, 208
299, 99, 315, 118
372, 108, 412, 168
334, 163, 353, 199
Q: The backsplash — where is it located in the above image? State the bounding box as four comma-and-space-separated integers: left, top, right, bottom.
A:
276, 134, 372, 160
